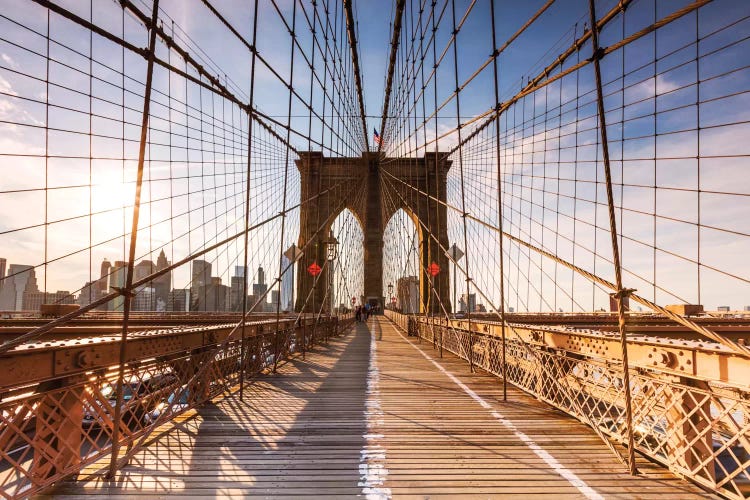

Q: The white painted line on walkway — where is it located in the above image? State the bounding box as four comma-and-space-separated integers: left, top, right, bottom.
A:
359, 320, 391, 499
393, 324, 604, 500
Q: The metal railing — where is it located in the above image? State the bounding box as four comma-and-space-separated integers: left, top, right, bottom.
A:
386, 311, 750, 499
0, 315, 353, 499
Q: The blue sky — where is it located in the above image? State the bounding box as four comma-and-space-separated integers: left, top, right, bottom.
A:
0, 0, 748, 312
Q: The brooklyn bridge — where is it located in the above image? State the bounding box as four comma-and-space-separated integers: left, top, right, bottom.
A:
0, 0, 748, 498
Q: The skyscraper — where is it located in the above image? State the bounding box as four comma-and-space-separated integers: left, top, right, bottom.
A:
0, 264, 39, 311
110, 261, 128, 311
257, 266, 265, 286
191, 259, 212, 311
0, 257, 6, 301
192, 260, 212, 287
459, 293, 476, 313
252, 266, 268, 311
193, 277, 229, 311
80, 258, 113, 309
98, 259, 111, 293
230, 266, 247, 312
154, 250, 171, 311
280, 255, 293, 312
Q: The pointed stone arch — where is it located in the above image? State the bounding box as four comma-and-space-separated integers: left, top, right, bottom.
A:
295, 151, 451, 313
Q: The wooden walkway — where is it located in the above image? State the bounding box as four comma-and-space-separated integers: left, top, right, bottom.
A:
47, 317, 712, 498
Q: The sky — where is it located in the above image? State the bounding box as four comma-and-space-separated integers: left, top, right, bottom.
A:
0, 0, 748, 313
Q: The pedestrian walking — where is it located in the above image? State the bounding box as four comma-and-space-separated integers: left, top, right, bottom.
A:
364, 302, 371, 321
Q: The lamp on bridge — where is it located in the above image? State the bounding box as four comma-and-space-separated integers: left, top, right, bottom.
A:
323, 231, 339, 314
387, 283, 393, 309
324, 231, 339, 262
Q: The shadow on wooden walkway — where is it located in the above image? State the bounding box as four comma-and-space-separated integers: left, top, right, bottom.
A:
46, 317, 712, 498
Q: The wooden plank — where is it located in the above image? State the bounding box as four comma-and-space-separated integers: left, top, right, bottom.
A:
46, 317, 713, 498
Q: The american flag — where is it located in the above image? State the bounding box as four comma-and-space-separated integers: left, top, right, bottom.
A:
373, 128, 382, 147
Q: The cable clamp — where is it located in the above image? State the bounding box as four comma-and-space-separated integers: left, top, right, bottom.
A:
111, 286, 135, 298
613, 287, 636, 300
587, 46, 606, 62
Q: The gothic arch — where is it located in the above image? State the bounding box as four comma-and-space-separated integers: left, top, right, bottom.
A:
295, 151, 451, 313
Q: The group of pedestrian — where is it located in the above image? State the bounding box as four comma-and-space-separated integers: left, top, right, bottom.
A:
355, 302, 372, 322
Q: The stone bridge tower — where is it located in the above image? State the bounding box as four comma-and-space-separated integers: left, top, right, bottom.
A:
295, 151, 451, 314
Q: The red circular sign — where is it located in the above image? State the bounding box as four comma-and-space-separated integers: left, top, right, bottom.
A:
307, 262, 322, 276
351, 297, 356, 305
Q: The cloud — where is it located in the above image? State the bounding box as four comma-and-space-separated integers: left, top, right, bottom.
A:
1, 53, 17, 69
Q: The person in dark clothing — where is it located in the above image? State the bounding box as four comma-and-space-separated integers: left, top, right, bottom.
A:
355, 305, 362, 322
363, 302, 371, 321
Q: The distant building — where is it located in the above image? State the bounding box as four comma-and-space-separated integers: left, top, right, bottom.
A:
280, 255, 294, 311
99, 259, 111, 293
459, 293, 476, 313
192, 259, 212, 287
109, 261, 128, 311
168, 289, 190, 312
132, 287, 157, 312
247, 294, 259, 311
397, 276, 419, 314
0, 264, 39, 311
718, 306, 731, 312
154, 250, 171, 309
78, 258, 112, 310
271, 290, 280, 311
252, 266, 268, 311
78, 281, 100, 308
229, 266, 247, 312
193, 277, 229, 311
230, 275, 245, 311
190, 260, 212, 311
132, 260, 156, 311
609, 293, 630, 312
744, 306, 750, 312
23, 290, 75, 311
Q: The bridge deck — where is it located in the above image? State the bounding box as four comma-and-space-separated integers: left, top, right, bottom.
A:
47, 317, 710, 498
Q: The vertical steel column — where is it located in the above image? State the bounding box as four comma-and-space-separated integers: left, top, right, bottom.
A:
107, 0, 160, 479
489, 0, 508, 402
587, 0, 637, 475
240, 0, 260, 399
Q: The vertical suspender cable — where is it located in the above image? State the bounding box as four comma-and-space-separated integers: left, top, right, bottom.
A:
107, 0, 160, 479
450, 0, 473, 371
587, 0, 637, 475
274, 0, 297, 373
489, 0, 508, 401
240, 0, 260, 399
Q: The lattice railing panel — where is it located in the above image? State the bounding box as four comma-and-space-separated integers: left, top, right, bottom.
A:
393, 312, 750, 499
0, 316, 349, 499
